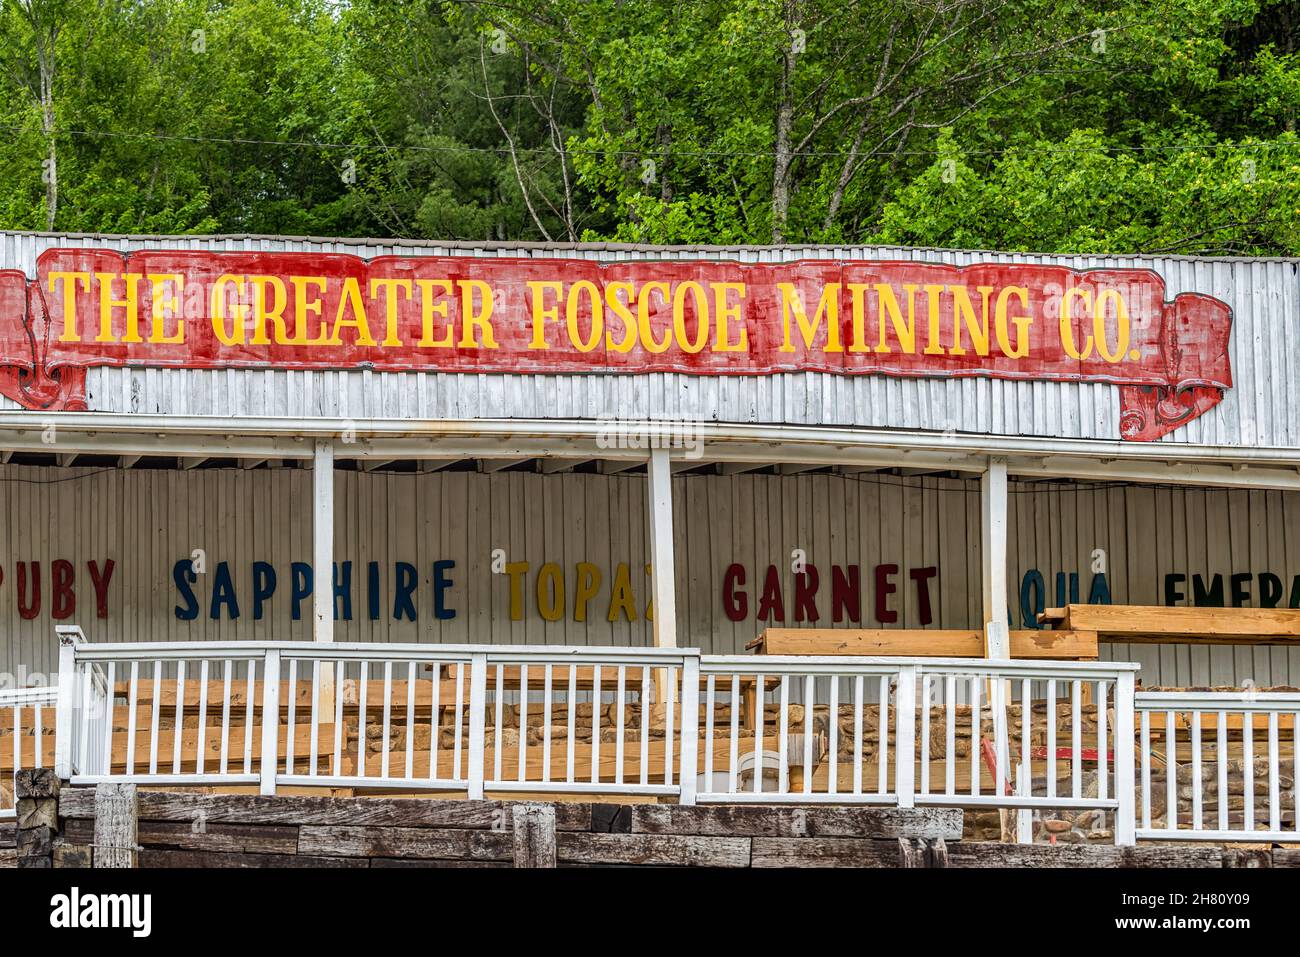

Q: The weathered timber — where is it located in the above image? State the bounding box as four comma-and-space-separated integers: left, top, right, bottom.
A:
946, 843, 1223, 868
94, 782, 138, 868
512, 804, 557, 868
297, 825, 513, 861
53, 844, 92, 868
137, 848, 370, 868
556, 831, 751, 867
369, 857, 510, 868
631, 804, 962, 840
1049, 604, 1300, 644
59, 790, 592, 831
15, 768, 59, 868
64, 817, 298, 855
751, 836, 903, 867
0, 821, 15, 847
1272, 848, 1300, 868
898, 837, 926, 867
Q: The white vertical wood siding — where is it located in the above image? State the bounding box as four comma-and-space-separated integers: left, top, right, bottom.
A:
0, 232, 1292, 448
0, 464, 1297, 687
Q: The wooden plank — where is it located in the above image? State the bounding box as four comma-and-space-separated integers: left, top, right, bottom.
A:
556, 832, 751, 867
751, 836, 902, 868
58, 790, 593, 830
1060, 604, 1300, 642
946, 843, 1223, 868
631, 804, 962, 840
136, 848, 370, 868
747, 628, 1097, 659
298, 825, 512, 861
66, 818, 299, 856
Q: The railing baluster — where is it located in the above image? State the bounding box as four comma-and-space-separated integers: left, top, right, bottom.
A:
728, 674, 740, 795
919, 675, 930, 797
405, 661, 416, 780
430, 660, 442, 782
544, 664, 554, 785
491, 663, 502, 783
196, 660, 210, 776
220, 659, 233, 777
1268, 711, 1280, 834
570, 665, 580, 785
125, 661, 139, 776
1190, 710, 1202, 830
1140, 710, 1151, 830
1071, 680, 1082, 799
613, 666, 623, 787
703, 674, 715, 790
1019, 678, 1030, 802
778, 675, 790, 795
826, 676, 837, 796
852, 675, 863, 796
452, 661, 465, 782
102, 661, 116, 777
381, 661, 393, 780
969, 675, 980, 798
1045, 679, 1056, 800
518, 663, 529, 784
637, 666, 648, 787
259, 650, 280, 796
591, 665, 601, 787
944, 675, 956, 796
1243, 711, 1254, 833
1165, 710, 1177, 832
246, 658, 258, 777
664, 665, 675, 788
1217, 710, 1228, 833
309, 661, 321, 778
171, 661, 184, 775
280, 659, 292, 777
1097, 681, 1108, 802
877, 675, 889, 796
754, 673, 766, 795
803, 674, 814, 796
356, 661, 368, 779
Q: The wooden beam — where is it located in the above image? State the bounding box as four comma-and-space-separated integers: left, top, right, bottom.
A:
118, 454, 140, 468
538, 458, 585, 473
57, 453, 77, 467
478, 458, 532, 472
746, 628, 1098, 660
360, 459, 392, 472
179, 456, 206, 470
1050, 603, 1300, 643
239, 458, 266, 470
598, 460, 642, 474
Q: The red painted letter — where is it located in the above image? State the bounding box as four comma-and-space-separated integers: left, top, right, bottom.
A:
722, 563, 748, 621
51, 559, 76, 619
873, 563, 898, 624
87, 559, 115, 619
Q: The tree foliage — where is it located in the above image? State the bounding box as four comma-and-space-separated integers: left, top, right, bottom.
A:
0, 0, 1298, 254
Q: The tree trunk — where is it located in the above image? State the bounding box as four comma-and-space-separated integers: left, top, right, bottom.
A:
771, 0, 800, 244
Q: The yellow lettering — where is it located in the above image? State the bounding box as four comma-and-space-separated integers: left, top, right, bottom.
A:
210, 274, 247, 346
415, 278, 454, 347
672, 281, 710, 354
527, 280, 562, 349
146, 274, 185, 344
94, 272, 144, 343
566, 280, 603, 353
994, 286, 1031, 359
369, 277, 412, 347
949, 285, 992, 357
874, 283, 919, 354
604, 281, 638, 353
711, 282, 747, 352
573, 562, 602, 622
248, 275, 289, 345
778, 282, 842, 353
637, 281, 671, 354
48, 271, 90, 343
607, 563, 638, 622
457, 279, 497, 349
1060, 288, 1094, 360
288, 276, 330, 345
1093, 289, 1130, 363
537, 562, 564, 622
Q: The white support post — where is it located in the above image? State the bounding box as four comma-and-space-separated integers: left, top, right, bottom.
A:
980, 457, 1010, 659
312, 440, 335, 643
467, 654, 487, 800
53, 626, 83, 780
313, 440, 335, 720
648, 449, 677, 709
259, 649, 281, 796
895, 664, 917, 808
1114, 671, 1137, 846
647, 448, 677, 650
678, 655, 700, 806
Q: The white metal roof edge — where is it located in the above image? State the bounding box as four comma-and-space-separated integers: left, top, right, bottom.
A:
3, 229, 1299, 266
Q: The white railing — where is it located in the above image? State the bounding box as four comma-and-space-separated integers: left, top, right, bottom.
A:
1135, 690, 1300, 843
1, 684, 59, 820
48, 631, 1145, 844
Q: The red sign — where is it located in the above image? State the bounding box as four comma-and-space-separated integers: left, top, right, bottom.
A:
0, 248, 1233, 440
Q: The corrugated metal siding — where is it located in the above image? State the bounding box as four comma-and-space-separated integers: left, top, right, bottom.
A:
0, 232, 1292, 447
2, 463, 1298, 686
